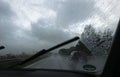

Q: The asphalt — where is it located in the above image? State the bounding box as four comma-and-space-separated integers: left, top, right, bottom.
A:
25, 53, 107, 75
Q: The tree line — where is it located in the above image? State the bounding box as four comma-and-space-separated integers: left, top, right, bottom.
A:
59, 25, 113, 57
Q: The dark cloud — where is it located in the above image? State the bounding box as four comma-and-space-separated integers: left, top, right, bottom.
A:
0, 1, 86, 54
0, 0, 20, 54
0, 21, 17, 40
0, 0, 17, 40
0, 0, 14, 19
31, 20, 73, 45
56, 0, 95, 27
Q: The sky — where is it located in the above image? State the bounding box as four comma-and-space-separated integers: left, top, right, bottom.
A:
0, 0, 120, 55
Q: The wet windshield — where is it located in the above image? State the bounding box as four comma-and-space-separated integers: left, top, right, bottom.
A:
0, 0, 119, 75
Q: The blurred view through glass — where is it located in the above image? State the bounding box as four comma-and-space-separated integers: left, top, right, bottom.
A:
0, 0, 119, 75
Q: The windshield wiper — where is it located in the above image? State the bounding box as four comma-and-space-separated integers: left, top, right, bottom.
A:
9, 36, 79, 69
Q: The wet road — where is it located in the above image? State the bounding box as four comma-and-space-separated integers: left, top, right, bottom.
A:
26, 53, 106, 75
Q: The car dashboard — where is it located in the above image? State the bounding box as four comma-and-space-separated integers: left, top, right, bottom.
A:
0, 69, 97, 77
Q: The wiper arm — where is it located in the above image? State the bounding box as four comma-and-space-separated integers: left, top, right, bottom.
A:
9, 36, 79, 68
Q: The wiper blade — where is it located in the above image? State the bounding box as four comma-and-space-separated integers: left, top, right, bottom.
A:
9, 36, 79, 68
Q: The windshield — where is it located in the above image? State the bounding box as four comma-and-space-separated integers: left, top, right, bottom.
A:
0, 0, 119, 75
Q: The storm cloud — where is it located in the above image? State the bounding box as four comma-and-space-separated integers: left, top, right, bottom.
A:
0, 0, 14, 19
31, 19, 73, 46
0, 0, 119, 55
0, 0, 17, 41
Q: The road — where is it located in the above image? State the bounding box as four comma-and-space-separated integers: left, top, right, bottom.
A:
26, 53, 107, 75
